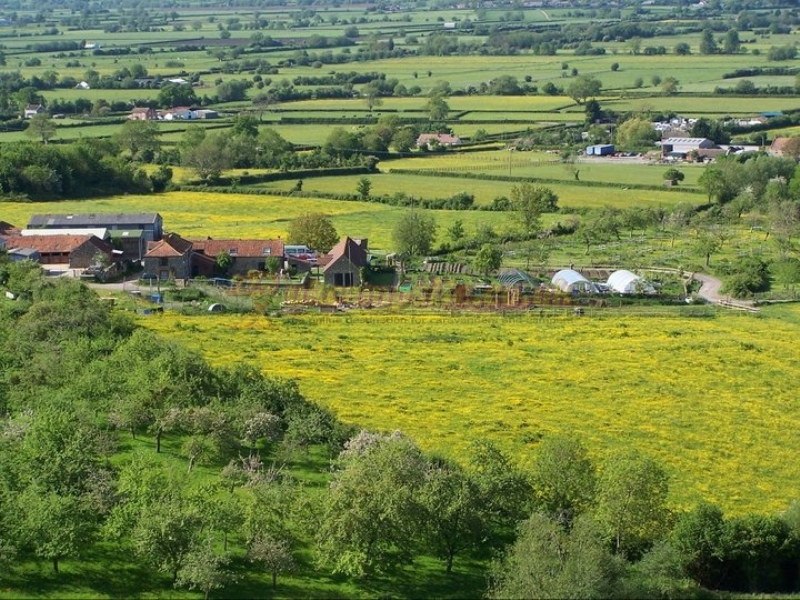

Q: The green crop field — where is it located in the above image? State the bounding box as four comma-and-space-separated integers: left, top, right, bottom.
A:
137, 305, 800, 516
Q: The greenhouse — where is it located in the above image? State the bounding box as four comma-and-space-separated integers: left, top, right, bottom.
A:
551, 269, 597, 294
607, 270, 656, 295
498, 269, 539, 289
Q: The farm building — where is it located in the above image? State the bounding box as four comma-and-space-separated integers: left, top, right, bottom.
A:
129, 107, 158, 121
23, 104, 45, 119
10, 234, 113, 268
322, 237, 369, 287
551, 269, 597, 294
27, 213, 163, 242
416, 133, 462, 149
143, 233, 193, 281
191, 239, 286, 276
585, 144, 615, 156
607, 270, 656, 295
661, 137, 717, 157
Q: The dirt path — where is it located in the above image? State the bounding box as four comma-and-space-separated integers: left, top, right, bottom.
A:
691, 272, 758, 312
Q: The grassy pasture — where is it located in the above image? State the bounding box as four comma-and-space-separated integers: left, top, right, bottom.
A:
384, 150, 706, 189
138, 306, 800, 515
260, 171, 703, 209
603, 95, 800, 115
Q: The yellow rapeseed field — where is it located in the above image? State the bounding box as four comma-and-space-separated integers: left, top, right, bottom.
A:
140, 305, 800, 515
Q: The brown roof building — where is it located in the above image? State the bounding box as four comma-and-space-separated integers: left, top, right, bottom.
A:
11, 234, 113, 268
144, 232, 193, 280
323, 237, 369, 287
191, 239, 285, 276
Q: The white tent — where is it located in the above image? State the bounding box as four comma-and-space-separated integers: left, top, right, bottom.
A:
607, 270, 655, 295
551, 269, 597, 294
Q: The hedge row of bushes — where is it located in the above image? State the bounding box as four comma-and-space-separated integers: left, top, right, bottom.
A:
390, 169, 704, 194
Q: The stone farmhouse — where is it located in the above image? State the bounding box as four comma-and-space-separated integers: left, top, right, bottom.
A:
320, 237, 369, 287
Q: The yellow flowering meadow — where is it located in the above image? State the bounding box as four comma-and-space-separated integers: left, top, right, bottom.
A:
140, 305, 800, 515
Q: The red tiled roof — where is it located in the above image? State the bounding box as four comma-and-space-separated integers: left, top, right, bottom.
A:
191, 239, 284, 258
323, 237, 368, 272
145, 232, 192, 258
12, 234, 111, 254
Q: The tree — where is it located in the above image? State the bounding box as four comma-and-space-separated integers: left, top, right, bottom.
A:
663, 168, 685, 185
594, 450, 670, 558
392, 127, 418, 152
584, 99, 602, 125
610, 62, 619, 72
176, 538, 234, 600
18, 487, 95, 573
651, 74, 662, 87
615, 117, 659, 151
426, 94, 450, 121
473, 244, 502, 276
700, 29, 718, 55
419, 459, 487, 573
531, 435, 596, 527
674, 42, 691, 55
661, 76, 680, 95
488, 514, 622, 599
511, 184, 558, 267
566, 75, 602, 105
158, 83, 198, 108
695, 232, 722, 266
25, 113, 56, 145
249, 535, 295, 588
116, 119, 159, 160
356, 177, 371, 199
468, 441, 532, 546
316, 432, 426, 577
392, 211, 437, 256
215, 250, 233, 275
181, 132, 231, 181
287, 213, 339, 253
671, 502, 727, 588
723, 29, 741, 54
448, 219, 465, 243
362, 81, 383, 112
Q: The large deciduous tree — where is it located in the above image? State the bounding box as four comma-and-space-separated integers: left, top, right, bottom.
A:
287, 213, 339, 254
392, 211, 437, 256
594, 450, 670, 558
116, 119, 159, 161
567, 74, 602, 104
531, 434, 596, 527
25, 113, 57, 145
488, 514, 622, 599
316, 431, 426, 577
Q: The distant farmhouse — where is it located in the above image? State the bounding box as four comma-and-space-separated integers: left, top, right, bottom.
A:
23, 104, 45, 119
416, 133, 462, 149
128, 107, 158, 121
